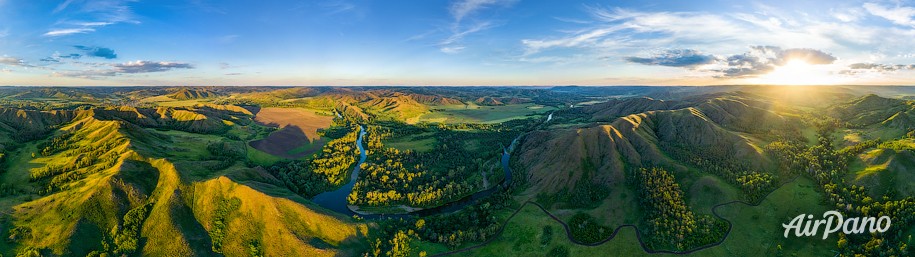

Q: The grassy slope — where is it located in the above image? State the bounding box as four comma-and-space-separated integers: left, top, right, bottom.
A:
0, 107, 367, 256
191, 175, 368, 257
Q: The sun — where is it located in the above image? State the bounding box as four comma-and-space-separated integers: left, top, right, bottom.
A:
749, 59, 845, 85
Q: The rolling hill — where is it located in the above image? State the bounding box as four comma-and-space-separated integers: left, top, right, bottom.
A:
518, 92, 790, 197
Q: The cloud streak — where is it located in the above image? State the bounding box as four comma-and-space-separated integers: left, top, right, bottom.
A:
842, 63, 915, 75
623, 46, 837, 78
55, 60, 194, 78
624, 49, 718, 68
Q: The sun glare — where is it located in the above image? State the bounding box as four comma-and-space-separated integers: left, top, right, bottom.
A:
750, 59, 845, 85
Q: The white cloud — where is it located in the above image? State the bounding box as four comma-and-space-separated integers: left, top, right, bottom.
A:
512, 4, 915, 83
440, 46, 466, 54
54, 60, 194, 79
864, 3, 915, 27
44, 28, 95, 37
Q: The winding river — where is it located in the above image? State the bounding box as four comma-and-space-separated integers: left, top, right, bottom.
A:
310, 124, 520, 219
311, 125, 367, 216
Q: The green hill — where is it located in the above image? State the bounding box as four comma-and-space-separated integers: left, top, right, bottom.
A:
828, 94, 915, 130
0, 107, 366, 256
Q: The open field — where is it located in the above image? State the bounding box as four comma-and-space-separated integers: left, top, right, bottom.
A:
382, 132, 436, 152
418, 104, 554, 124
248, 107, 333, 159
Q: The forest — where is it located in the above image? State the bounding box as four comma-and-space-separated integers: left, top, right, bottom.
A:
347, 121, 522, 209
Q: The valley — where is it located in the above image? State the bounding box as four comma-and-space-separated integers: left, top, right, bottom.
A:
0, 86, 913, 256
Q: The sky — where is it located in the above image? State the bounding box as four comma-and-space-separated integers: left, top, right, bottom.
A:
2, 0, 915, 86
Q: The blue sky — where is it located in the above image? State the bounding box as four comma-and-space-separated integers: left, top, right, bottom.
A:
2, 0, 915, 86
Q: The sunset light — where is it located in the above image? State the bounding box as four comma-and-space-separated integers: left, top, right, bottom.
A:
750, 59, 847, 86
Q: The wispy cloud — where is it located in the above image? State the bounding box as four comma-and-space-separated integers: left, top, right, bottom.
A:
45, 0, 140, 37
44, 28, 95, 37
439, 0, 515, 54
54, 60, 194, 79
863, 3, 915, 27
450, 0, 508, 22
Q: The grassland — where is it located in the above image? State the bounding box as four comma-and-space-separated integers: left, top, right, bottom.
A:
448, 177, 835, 257
382, 132, 436, 152
418, 104, 554, 124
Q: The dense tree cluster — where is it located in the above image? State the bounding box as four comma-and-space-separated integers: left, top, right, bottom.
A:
631, 167, 726, 251
734, 172, 776, 203
30, 132, 125, 195
210, 197, 241, 253
206, 141, 245, 171
876, 139, 915, 151
348, 121, 519, 209
88, 201, 155, 256
568, 212, 612, 244
348, 148, 474, 207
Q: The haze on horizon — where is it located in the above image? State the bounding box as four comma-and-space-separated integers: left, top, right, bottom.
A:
2, 0, 915, 86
